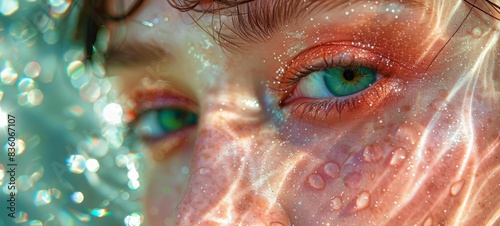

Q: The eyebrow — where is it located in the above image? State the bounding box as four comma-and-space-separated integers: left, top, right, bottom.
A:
105, 41, 170, 69
208, 0, 428, 48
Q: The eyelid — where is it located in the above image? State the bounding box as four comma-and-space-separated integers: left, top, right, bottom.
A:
130, 88, 198, 116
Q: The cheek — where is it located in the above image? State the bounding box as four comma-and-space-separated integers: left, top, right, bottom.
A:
144, 142, 194, 225
274, 80, 485, 224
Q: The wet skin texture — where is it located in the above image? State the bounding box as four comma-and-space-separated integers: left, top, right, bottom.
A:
104, 0, 500, 225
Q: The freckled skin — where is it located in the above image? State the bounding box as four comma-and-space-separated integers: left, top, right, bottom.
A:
106, 0, 500, 225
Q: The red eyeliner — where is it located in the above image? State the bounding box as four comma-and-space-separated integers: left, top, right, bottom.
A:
131, 88, 197, 115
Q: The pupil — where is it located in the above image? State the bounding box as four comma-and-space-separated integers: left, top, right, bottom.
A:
343, 69, 355, 81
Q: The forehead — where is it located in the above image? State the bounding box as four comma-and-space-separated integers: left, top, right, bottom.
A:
104, 0, 436, 46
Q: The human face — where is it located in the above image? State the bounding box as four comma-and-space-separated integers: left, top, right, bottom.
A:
104, 0, 500, 225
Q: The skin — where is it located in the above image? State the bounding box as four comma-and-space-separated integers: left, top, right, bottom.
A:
104, 0, 500, 225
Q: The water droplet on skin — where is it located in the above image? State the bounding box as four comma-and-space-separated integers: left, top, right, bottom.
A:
363, 144, 384, 163
450, 179, 465, 196
471, 27, 482, 39
356, 191, 370, 211
344, 172, 363, 190
308, 173, 326, 190
423, 216, 433, 226
390, 147, 406, 166
331, 196, 343, 211
324, 162, 340, 179
199, 168, 210, 175
394, 124, 421, 145
430, 99, 444, 111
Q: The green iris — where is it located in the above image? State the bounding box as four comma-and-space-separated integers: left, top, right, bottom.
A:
322, 66, 377, 97
157, 109, 198, 133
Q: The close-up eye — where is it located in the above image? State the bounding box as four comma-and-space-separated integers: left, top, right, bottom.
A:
132, 108, 198, 140
278, 44, 408, 119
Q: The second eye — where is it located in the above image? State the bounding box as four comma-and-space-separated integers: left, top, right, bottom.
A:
134, 108, 198, 140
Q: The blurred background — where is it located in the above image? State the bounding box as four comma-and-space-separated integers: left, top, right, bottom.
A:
0, 1, 146, 225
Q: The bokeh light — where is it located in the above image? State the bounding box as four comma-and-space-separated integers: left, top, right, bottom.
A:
12, 212, 28, 223
0, 0, 19, 16
66, 154, 87, 174
103, 103, 123, 124
24, 61, 41, 78
90, 208, 109, 217
17, 138, 25, 155
124, 212, 143, 226
1, 64, 18, 85
33, 190, 52, 206
0, 164, 5, 184
71, 191, 84, 204
85, 158, 100, 172
29, 220, 43, 226
0, 1, 146, 225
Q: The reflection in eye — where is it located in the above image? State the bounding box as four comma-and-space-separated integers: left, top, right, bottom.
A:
133, 108, 198, 140
297, 66, 379, 98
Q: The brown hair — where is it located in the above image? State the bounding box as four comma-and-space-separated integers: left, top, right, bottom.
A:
77, 0, 499, 60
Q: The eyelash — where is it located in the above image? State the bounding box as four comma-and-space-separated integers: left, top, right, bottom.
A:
275, 44, 406, 120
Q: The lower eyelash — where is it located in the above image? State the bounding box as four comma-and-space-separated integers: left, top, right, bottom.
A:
289, 80, 390, 120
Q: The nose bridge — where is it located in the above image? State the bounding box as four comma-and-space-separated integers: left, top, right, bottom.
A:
175, 93, 290, 225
